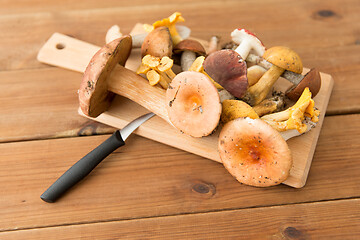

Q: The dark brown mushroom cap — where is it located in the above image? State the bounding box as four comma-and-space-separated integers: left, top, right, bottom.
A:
286, 68, 321, 101
203, 49, 248, 98
79, 35, 132, 117
218, 117, 292, 187
141, 26, 173, 58
173, 39, 206, 56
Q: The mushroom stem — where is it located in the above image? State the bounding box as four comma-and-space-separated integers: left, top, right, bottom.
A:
243, 65, 285, 106
234, 39, 252, 60
253, 95, 285, 117
181, 50, 196, 71
207, 36, 220, 55
280, 119, 316, 140
246, 53, 304, 85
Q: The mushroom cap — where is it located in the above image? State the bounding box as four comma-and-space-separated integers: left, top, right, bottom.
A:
141, 26, 173, 58
166, 71, 222, 137
203, 49, 248, 98
218, 118, 292, 187
79, 35, 132, 117
173, 39, 206, 56
263, 46, 303, 74
286, 68, 321, 101
231, 28, 265, 56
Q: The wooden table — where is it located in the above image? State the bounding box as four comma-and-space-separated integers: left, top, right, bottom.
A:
0, 0, 359, 239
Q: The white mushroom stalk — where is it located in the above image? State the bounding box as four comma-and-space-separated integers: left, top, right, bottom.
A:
231, 28, 265, 60
280, 118, 317, 141
207, 35, 220, 55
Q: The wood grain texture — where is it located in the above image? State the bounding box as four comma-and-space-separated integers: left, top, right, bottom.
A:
1, 198, 359, 239
36, 28, 334, 188
0, 0, 359, 114
0, 68, 115, 143
0, 114, 359, 231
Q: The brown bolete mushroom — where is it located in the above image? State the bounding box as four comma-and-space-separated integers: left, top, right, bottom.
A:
173, 39, 206, 71
218, 117, 292, 187
203, 49, 248, 99
285, 68, 321, 101
141, 26, 173, 58
79, 36, 169, 122
166, 71, 222, 137
242, 46, 303, 106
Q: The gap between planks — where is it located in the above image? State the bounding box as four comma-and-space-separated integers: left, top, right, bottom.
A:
1, 196, 358, 234
0, 196, 360, 233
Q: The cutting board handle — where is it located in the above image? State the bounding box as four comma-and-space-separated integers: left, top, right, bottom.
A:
37, 32, 100, 73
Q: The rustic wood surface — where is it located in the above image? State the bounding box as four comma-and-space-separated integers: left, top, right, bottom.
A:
0, 0, 359, 239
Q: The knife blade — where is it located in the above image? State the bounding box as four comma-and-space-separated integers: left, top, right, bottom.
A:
40, 112, 155, 203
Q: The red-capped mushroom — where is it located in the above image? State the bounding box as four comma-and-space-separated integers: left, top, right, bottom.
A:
231, 28, 265, 59
203, 49, 248, 99
218, 118, 292, 187
166, 71, 222, 137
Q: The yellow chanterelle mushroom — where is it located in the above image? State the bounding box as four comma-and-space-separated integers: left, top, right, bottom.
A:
136, 55, 176, 89
261, 87, 320, 133
143, 12, 185, 45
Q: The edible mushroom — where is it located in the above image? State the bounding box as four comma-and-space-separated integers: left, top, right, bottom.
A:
218, 117, 292, 187
79, 36, 169, 122
105, 24, 191, 48
261, 87, 320, 133
141, 26, 173, 58
242, 46, 303, 106
231, 28, 266, 59
285, 68, 321, 101
166, 71, 222, 137
245, 54, 321, 100
189, 56, 223, 90
203, 49, 248, 98
136, 55, 176, 89
144, 12, 185, 45
173, 39, 206, 71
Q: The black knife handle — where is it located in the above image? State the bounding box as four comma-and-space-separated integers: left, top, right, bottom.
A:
40, 130, 125, 203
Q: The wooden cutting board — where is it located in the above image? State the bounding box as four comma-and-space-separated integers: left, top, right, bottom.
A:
37, 24, 334, 188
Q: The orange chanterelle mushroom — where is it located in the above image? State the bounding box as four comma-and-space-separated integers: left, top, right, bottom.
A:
218, 118, 292, 187
166, 71, 222, 137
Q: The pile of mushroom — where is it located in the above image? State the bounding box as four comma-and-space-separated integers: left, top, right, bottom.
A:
104, 12, 322, 188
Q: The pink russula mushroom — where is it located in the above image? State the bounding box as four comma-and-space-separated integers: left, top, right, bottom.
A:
231, 28, 266, 59
166, 71, 222, 137
218, 118, 292, 187
203, 49, 248, 98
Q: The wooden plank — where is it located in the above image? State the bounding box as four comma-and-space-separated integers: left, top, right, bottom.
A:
0, 0, 359, 112
0, 68, 115, 143
37, 29, 334, 188
0, 198, 359, 239
0, 114, 359, 231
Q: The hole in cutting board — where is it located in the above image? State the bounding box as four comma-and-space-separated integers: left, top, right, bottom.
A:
56, 43, 66, 50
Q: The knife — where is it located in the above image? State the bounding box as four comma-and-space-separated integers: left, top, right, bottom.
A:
40, 112, 155, 203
